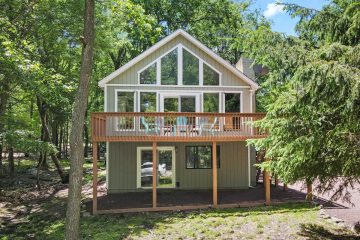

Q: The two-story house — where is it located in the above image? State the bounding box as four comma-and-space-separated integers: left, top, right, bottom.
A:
91, 29, 267, 214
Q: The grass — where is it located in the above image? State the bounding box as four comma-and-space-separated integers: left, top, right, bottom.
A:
1, 203, 358, 240
1, 158, 359, 240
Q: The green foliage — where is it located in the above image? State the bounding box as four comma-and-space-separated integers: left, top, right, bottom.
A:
1, 130, 58, 155
245, 0, 360, 199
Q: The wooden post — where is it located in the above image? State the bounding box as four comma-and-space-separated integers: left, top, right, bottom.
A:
92, 142, 98, 215
306, 182, 313, 201
212, 142, 218, 207
152, 142, 157, 208
264, 158, 270, 206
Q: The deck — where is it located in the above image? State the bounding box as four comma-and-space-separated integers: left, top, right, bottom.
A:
91, 112, 266, 142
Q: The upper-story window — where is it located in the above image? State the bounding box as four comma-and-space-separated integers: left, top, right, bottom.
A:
183, 49, 199, 85
139, 45, 220, 86
203, 63, 219, 85
161, 49, 178, 85
139, 62, 156, 84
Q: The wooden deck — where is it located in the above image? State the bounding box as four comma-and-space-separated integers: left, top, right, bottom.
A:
91, 112, 266, 142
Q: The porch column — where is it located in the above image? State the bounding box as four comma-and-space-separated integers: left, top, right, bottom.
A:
92, 142, 98, 214
212, 142, 218, 207
264, 157, 270, 206
152, 142, 157, 208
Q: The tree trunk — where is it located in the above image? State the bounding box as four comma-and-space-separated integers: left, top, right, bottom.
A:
58, 125, 63, 158
0, 78, 10, 174
65, 0, 95, 238
36, 96, 67, 182
84, 122, 89, 157
8, 147, 14, 177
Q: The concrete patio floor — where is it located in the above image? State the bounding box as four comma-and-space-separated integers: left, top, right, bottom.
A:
86, 185, 309, 213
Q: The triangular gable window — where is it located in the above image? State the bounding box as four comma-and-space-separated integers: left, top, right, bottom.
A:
139, 45, 220, 86
203, 63, 219, 85
139, 62, 157, 84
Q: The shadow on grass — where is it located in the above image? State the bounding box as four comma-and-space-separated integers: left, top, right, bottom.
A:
299, 223, 359, 240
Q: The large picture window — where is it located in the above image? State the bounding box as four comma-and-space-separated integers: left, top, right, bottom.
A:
185, 145, 220, 169
116, 91, 134, 129
139, 63, 157, 84
140, 92, 156, 112
183, 49, 199, 85
203, 93, 219, 112
161, 49, 178, 85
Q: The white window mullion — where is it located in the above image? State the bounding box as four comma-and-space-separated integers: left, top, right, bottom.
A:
178, 46, 183, 85
199, 60, 203, 86
156, 59, 161, 85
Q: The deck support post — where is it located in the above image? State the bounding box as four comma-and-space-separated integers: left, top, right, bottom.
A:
93, 142, 98, 215
306, 182, 313, 201
212, 142, 218, 208
264, 157, 270, 206
152, 142, 157, 208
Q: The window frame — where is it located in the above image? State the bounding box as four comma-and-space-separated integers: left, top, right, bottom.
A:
114, 90, 136, 131
185, 145, 220, 169
136, 44, 222, 86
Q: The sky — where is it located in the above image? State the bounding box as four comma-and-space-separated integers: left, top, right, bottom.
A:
249, 0, 329, 35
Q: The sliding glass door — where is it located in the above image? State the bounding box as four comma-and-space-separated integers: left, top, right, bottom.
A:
137, 147, 176, 188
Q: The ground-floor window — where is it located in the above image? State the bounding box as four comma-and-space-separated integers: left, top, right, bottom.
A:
137, 146, 176, 188
185, 145, 220, 169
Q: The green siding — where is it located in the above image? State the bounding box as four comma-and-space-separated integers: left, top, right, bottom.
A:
107, 141, 253, 193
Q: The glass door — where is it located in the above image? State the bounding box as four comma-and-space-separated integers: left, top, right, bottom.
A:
160, 93, 200, 112
137, 147, 176, 188
223, 93, 241, 130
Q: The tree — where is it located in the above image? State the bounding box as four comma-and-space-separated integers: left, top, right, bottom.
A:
245, 0, 360, 201
65, 0, 95, 238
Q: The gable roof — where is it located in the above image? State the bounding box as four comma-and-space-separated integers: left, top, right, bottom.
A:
98, 29, 259, 90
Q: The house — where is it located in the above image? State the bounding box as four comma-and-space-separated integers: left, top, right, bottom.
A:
91, 29, 268, 214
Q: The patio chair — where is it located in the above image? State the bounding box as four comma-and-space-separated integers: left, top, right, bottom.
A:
198, 117, 218, 136
173, 116, 188, 135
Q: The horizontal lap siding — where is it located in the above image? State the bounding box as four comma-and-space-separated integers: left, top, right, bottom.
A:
107, 141, 250, 193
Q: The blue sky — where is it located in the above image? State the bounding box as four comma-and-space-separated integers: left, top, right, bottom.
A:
249, 0, 329, 35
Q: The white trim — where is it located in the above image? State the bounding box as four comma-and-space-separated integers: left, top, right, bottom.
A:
103, 84, 250, 89
199, 60, 204, 86
136, 146, 176, 189
98, 29, 259, 90
156, 59, 161, 85
104, 85, 108, 112
248, 145, 251, 187
178, 45, 183, 85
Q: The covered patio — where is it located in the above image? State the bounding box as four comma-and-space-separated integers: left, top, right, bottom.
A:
86, 186, 307, 214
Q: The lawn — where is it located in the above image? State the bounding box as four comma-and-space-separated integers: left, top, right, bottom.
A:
1, 158, 358, 240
